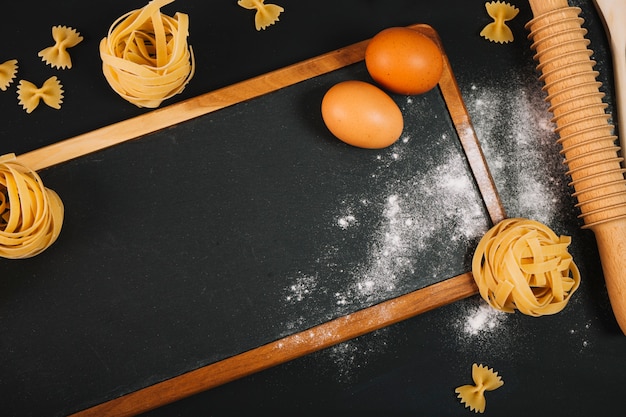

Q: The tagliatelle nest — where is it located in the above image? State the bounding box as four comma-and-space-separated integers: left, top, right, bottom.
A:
0, 154, 64, 259
472, 218, 581, 316
99, 0, 195, 108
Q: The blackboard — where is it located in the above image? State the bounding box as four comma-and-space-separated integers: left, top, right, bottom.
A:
0, 26, 497, 416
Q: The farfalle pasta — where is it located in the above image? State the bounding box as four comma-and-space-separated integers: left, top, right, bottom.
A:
480, 1, 519, 43
455, 363, 504, 413
99, 0, 195, 108
238, 0, 284, 31
17, 76, 64, 113
472, 218, 581, 316
0, 154, 64, 259
0, 59, 18, 91
38, 26, 83, 69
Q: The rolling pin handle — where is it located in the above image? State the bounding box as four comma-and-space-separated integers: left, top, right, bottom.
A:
593, 220, 626, 333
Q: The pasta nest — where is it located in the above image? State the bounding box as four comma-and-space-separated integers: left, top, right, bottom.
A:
472, 218, 581, 316
0, 154, 64, 259
99, 0, 195, 108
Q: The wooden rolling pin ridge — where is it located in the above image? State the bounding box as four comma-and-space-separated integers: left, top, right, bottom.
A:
527, 0, 626, 333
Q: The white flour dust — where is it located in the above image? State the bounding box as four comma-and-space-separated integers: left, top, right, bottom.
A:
282, 93, 497, 376
282, 72, 581, 374
285, 94, 493, 316
332, 148, 489, 309
337, 215, 357, 230
449, 295, 512, 358
281, 68, 591, 378
326, 328, 390, 383
448, 74, 589, 348
464, 76, 568, 225
285, 273, 318, 303
569, 320, 593, 353
460, 300, 507, 337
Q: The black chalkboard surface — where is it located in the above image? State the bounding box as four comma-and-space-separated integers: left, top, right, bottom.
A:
2, 42, 493, 414
1, 1, 625, 417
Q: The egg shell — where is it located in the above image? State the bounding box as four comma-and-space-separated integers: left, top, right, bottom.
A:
321, 80, 404, 149
365, 27, 444, 95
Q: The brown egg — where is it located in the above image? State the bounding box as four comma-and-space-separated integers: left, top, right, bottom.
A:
365, 27, 444, 95
321, 80, 404, 149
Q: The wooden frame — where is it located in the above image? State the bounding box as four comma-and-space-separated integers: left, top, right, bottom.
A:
18, 24, 505, 416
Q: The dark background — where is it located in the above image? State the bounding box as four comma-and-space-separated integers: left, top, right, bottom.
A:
0, 1, 624, 416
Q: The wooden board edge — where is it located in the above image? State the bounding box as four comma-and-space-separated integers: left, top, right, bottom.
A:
69, 273, 478, 417
432, 30, 507, 225
15, 36, 373, 172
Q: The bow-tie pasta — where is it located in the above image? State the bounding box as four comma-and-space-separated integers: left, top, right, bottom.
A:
17, 76, 64, 113
455, 364, 504, 413
238, 0, 284, 31
38, 26, 83, 69
0, 59, 18, 91
480, 1, 519, 43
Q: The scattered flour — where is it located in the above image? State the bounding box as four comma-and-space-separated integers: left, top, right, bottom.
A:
285, 273, 318, 302
569, 320, 593, 353
461, 301, 507, 337
282, 93, 495, 376
283, 73, 581, 375
450, 297, 512, 358
333, 150, 490, 308
326, 328, 390, 383
286, 92, 494, 318
449, 75, 576, 346
337, 214, 357, 230
464, 74, 569, 226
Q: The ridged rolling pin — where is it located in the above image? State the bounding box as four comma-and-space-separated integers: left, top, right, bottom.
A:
527, 0, 626, 333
